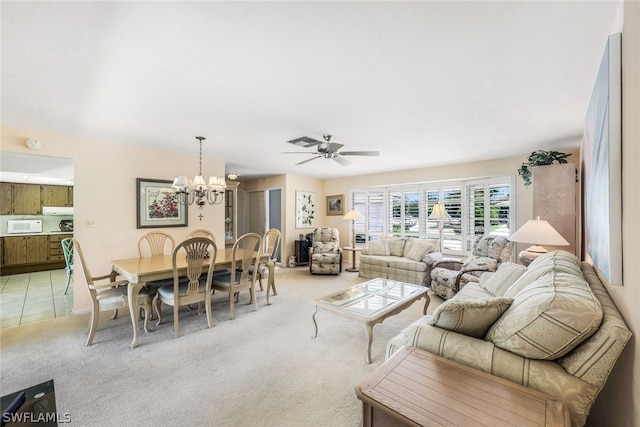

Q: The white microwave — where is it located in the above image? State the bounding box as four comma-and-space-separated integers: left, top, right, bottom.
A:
7, 220, 43, 234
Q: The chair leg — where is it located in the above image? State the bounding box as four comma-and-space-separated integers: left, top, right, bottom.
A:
230, 291, 236, 320
258, 274, 264, 291
86, 301, 99, 346
155, 296, 163, 326
63, 272, 72, 295
173, 304, 180, 339
111, 309, 118, 320
205, 294, 213, 329
251, 286, 257, 312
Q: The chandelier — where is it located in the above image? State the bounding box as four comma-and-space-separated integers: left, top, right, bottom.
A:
172, 136, 226, 209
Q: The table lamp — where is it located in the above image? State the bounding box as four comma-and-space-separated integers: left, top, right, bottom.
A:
509, 217, 569, 265
428, 203, 450, 252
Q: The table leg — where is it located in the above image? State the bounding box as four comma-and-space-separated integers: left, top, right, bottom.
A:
128, 281, 143, 349
311, 305, 319, 338
364, 321, 374, 364
266, 261, 276, 305
423, 291, 431, 315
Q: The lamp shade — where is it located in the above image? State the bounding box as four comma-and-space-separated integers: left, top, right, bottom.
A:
509, 218, 569, 247
343, 210, 363, 221
429, 203, 451, 220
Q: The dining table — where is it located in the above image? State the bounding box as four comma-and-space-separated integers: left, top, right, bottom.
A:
111, 247, 273, 348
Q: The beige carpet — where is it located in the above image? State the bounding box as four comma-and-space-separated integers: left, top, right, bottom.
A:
0, 267, 441, 426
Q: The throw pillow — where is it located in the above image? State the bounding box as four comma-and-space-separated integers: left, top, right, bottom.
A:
405, 240, 436, 262
427, 297, 513, 339
381, 237, 406, 257
368, 240, 390, 256
461, 256, 498, 277
485, 272, 603, 360
478, 262, 526, 297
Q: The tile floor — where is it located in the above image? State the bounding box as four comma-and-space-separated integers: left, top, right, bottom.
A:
0, 269, 73, 328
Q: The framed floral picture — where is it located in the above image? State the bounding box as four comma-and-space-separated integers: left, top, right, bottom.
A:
326, 194, 344, 216
296, 191, 316, 228
136, 178, 188, 228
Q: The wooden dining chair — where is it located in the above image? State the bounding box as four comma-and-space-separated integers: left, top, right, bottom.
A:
250, 228, 281, 305
74, 239, 153, 345
155, 237, 217, 338
187, 229, 216, 242
138, 231, 176, 257
212, 233, 263, 319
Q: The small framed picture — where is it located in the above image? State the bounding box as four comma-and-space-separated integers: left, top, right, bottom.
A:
326, 194, 344, 216
136, 178, 188, 228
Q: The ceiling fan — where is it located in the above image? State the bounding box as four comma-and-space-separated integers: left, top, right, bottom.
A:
283, 134, 380, 166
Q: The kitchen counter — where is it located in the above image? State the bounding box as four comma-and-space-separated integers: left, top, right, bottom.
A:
1, 231, 73, 237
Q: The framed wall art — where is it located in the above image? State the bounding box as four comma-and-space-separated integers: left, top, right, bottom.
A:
136, 178, 188, 228
296, 191, 316, 228
326, 194, 344, 216
583, 33, 622, 285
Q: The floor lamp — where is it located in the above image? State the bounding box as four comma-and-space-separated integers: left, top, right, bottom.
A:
343, 209, 364, 272
509, 217, 569, 265
429, 203, 450, 253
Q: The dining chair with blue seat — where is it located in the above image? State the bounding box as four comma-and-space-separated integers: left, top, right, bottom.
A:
212, 232, 263, 319
249, 228, 281, 305
155, 237, 217, 339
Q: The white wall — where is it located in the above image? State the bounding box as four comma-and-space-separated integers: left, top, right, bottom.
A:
1, 125, 226, 313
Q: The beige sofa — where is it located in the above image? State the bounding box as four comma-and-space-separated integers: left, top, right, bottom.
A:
358, 237, 440, 286
386, 251, 631, 426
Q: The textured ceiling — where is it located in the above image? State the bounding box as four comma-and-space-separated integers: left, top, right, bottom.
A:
1, 1, 621, 181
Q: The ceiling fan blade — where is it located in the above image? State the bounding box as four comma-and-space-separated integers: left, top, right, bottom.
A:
281, 151, 315, 154
295, 156, 322, 165
339, 151, 380, 157
333, 156, 351, 166
328, 142, 344, 152
287, 136, 322, 148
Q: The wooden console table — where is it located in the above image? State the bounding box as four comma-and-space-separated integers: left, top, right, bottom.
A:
355, 346, 571, 426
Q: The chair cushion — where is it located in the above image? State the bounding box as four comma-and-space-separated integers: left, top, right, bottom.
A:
478, 262, 527, 297
485, 272, 603, 359
211, 269, 242, 289
427, 297, 513, 338
158, 279, 207, 297
405, 240, 435, 262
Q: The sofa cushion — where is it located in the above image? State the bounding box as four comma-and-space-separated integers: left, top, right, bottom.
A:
405, 240, 436, 262
478, 262, 526, 297
504, 250, 581, 298
367, 240, 390, 256
360, 254, 394, 267
427, 297, 513, 338
381, 237, 405, 257
387, 257, 427, 272
486, 272, 603, 359
461, 256, 498, 276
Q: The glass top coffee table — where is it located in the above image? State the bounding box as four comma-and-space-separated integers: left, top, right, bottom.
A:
312, 278, 430, 363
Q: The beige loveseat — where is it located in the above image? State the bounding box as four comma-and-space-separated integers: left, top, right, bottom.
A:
358, 237, 440, 286
386, 251, 631, 426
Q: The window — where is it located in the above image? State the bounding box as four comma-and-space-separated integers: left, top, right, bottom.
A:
351, 176, 512, 256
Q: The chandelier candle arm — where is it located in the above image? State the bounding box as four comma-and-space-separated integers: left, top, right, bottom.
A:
172, 136, 227, 210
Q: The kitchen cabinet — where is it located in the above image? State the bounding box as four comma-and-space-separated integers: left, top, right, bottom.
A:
49, 234, 73, 262
1, 183, 41, 214
3, 235, 49, 266
41, 185, 73, 207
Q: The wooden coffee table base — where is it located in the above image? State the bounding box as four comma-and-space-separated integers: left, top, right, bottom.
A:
356, 346, 571, 426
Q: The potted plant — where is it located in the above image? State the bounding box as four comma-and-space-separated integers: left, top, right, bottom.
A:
517, 150, 571, 187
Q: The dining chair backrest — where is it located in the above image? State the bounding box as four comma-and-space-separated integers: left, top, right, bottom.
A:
187, 229, 216, 242
138, 231, 176, 257
62, 237, 74, 269
263, 228, 281, 263
172, 237, 217, 296
74, 239, 115, 293
231, 233, 263, 286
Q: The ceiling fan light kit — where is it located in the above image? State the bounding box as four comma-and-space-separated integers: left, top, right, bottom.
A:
283, 134, 380, 166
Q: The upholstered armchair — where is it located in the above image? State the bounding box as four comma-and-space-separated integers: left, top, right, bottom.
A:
430, 234, 514, 300
309, 227, 342, 275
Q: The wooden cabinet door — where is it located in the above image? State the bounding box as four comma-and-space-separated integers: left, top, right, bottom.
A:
3, 237, 27, 266
1, 183, 12, 214
12, 184, 41, 214
41, 185, 71, 206
68, 186, 73, 206
26, 236, 49, 264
